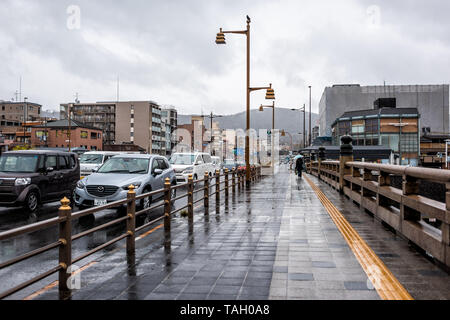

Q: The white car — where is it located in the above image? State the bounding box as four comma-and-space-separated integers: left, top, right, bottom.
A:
169, 152, 215, 183
211, 156, 222, 173
79, 151, 125, 177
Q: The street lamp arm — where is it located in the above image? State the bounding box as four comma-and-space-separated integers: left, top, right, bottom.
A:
222, 30, 248, 35
249, 86, 271, 92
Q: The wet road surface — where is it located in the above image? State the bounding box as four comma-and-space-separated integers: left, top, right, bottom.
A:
1, 166, 450, 300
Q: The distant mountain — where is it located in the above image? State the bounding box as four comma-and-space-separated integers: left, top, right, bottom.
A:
178, 107, 319, 145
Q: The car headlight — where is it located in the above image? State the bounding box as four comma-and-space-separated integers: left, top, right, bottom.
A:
182, 167, 194, 174
76, 180, 85, 189
122, 182, 142, 190
15, 178, 31, 186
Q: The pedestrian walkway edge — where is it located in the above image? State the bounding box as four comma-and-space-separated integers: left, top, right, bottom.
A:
304, 175, 413, 300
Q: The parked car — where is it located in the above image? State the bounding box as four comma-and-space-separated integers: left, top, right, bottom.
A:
223, 159, 238, 172
0, 150, 80, 212
169, 152, 215, 183
211, 156, 222, 173
79, 151, 125, 178
74, 154, 176, 210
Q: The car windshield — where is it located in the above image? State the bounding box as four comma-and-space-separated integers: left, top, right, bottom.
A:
0, 154, 39, 173
169, 154, 195, 165
97, 158, 149, 174
80, 154, 103, 164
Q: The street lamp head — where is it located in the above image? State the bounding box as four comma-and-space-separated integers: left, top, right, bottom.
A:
265, 85, 275, 100
281, 130, 286, 137
215, 30, 226, 44
259, 105, 264, 112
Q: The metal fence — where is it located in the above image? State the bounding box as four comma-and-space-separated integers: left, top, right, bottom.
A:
306, 137, 450, 270
0, 166, 262, 299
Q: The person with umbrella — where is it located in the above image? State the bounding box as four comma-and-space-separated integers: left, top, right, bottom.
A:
294, 155, 304, 178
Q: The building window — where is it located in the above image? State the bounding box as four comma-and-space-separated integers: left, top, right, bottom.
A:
381, 134, 400, 152
90, 132, 97, 139
365, 119, 378, 134
338, 121, 351, 136
400, 133, 418, 153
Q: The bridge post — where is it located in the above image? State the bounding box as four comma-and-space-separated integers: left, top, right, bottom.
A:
188, 174, 194, 232
58, 197, 72, 299
445, 183, 450, 267
225, 169, 229, 200
339, 135, 353, 193
318, 147, 326, 180
204, 171, 210, 216
400, 174, 420, 234
215, 169, 220, 208
163, 178, 172, 250
232, 168, 236, 195
126, 185, 136, 261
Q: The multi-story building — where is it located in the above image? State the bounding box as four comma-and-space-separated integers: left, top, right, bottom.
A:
60, 102, 116, 145
0, 101, 41, 122
331, 105, 420, 165
114, 101, 163, 154
161, 107, 178, 156
61, 101, 166, 154
31, 119, 102, 151
319, 84, 449, 136
177, 117, 206, 152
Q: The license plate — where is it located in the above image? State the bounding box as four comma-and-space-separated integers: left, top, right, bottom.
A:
94, 199, 107, 206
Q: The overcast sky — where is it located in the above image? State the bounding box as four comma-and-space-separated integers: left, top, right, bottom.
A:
1, 0, 449, 116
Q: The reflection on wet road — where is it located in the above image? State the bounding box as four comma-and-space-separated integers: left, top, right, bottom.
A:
0, 183, 205, 298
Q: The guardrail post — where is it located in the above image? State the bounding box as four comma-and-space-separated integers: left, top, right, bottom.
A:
215, 169, 220, 208
225, 168, 229, 201
126, 185, 136, 261
237, 170, 241, 192
241, 170, 245, 189
339, 135, 353, 193
164, 178, 171, 250
232, 168, 236, 194
58, 197, 72, 299
188, 174, 194, 232
204, 171, 209, 215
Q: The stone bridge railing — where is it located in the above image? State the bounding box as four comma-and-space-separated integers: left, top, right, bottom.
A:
306, 136, 450, 269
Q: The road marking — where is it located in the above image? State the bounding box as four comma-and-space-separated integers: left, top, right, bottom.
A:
136, 223, 164, 241
304, 175, 413, 300
23, 261, 98, 300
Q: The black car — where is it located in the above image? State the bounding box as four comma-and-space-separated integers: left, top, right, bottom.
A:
0, 150, 80, 212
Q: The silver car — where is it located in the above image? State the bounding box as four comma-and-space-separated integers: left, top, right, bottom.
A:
74, 154, 176, 210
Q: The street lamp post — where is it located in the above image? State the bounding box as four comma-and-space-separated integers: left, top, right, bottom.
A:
216, 16, 275, 187
259, 101, 275, 168
291, 105, 306, 148
309, 86, 312, 147
23, 97, 28, 146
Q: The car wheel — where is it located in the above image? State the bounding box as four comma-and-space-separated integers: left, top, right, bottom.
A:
139, 187, 152, 211
25, 190, 39, 213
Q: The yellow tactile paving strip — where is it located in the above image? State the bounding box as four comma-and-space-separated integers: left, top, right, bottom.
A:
304, 175, 413, 300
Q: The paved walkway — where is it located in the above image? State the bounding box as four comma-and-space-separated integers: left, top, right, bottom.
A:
33, 166, 449, 300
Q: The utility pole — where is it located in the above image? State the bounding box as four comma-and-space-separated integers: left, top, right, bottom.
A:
23, 97, 28, 147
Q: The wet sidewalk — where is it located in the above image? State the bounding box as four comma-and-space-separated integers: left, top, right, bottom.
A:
33, 166, 450, 300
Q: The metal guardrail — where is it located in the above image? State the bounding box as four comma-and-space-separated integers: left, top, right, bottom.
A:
305, 149, 450, 270
0, 166, 262, 299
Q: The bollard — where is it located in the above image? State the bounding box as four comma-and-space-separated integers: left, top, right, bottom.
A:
318, 147, 326, 180
224, 168, 229, 200
204, 171, 209, 215
232, 168, 236, 194
215, 169, 220, 206
126, 185, 136, 259
188, 174, 194, 232
58, 197, 72, 298
164, 178, 171, 243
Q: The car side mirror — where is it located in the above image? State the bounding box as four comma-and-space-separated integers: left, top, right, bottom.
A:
92, 168, 98, 173
196, 161, 203, 165
153, 168, 163, 176
46, 167, 54, 172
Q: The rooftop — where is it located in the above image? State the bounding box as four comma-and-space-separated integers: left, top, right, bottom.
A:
32, 119, 100, 131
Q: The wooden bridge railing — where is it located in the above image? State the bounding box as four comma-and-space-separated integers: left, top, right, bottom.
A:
305, 136, 450, 269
